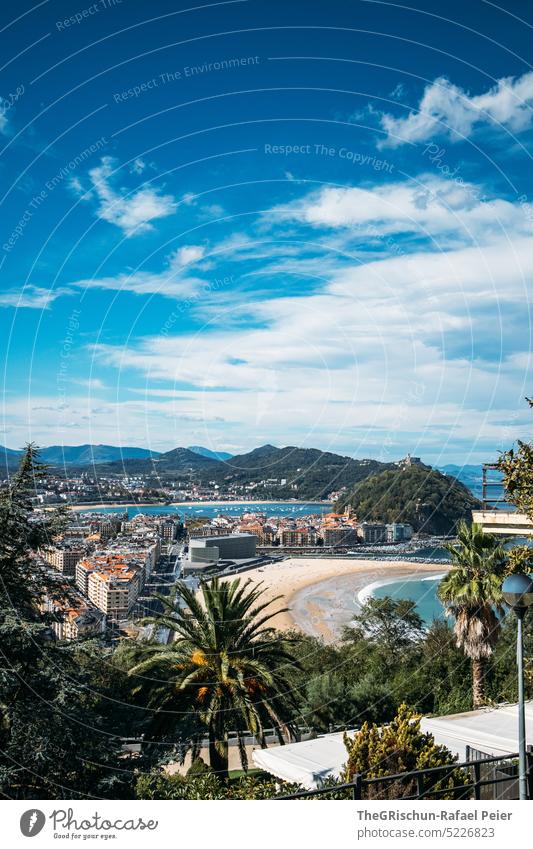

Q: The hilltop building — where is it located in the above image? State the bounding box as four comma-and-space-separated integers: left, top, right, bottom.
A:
396, 454, 423, 467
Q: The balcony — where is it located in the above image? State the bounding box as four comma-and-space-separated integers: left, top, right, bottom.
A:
472, 510, 533, 536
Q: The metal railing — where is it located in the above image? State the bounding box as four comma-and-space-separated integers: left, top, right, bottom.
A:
277, 749, 533, 800
482, 462, 506, 509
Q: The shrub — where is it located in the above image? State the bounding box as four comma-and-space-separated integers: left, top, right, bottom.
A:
342, 704, 469, 799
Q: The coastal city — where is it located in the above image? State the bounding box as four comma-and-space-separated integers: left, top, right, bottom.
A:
36, 498, 418, 642
2, 0, 533, 829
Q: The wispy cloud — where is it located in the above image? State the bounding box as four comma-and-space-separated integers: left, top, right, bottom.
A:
0, 285, 72, 310
267, 176, 530, 244
0, 103, 9, 135
130, 158, 147, 175
87, 156, 176, 236
171, 244, 205, 266
70, 244, 207, 298
380, 72, 533, 147
88, 219, 533, 457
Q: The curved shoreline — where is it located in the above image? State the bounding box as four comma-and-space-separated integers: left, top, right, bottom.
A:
356, 571, 447, 608
226, 557, 449, 643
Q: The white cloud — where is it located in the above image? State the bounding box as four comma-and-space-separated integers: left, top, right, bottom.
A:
270, 176, 529, 244
380, 72, 533, 147
68, 175, 92, 201
88, 156, 176, 236
69, 246, 207, 298
170, 244, 205, 266
88, 231, 533, 451
389, 83, 406, 101
0, 285, 72, 310
0, 104, 9, 135
6, 168, 532, 460
130, 158, 146, 175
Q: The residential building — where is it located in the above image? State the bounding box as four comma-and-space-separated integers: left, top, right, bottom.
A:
76, 557, 101, 595
386, 522, 414, 542
157, 518, 178, 541
357, 522, 387, 544
41, 544, 85, 576
322, 527, 359, 547
40, 585, 106, 641
236, 521, 268, 544
279, 527, 317, 546
58, 606, 106, 640
87, 565, 140, 621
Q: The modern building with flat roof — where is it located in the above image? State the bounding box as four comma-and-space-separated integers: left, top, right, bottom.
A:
189, 533, 257, 565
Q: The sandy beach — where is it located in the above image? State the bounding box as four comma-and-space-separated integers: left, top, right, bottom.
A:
227, 558, 449, 643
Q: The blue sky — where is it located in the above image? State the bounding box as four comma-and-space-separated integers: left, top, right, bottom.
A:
1, 0, 533, 463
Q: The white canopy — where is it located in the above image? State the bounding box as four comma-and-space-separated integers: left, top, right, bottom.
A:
420, 700, 533, 761
252, 702, 533, 789
252, 732, 353, 790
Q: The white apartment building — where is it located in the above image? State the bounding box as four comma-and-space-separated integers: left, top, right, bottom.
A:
42, 545, 85, 576
87, 566, 139, 622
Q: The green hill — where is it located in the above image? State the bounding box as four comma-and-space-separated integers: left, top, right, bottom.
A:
83, 447, 217, 477
337, 462, 481, 535
209, 444, 391, 499
65, 443, 391, 500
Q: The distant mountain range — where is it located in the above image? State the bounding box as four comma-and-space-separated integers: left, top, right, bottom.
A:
188, 446, 233, 461
0, 444, 159, 469
436, 464, 486, 500
90, 447, 220, 477
1, 442, 487, 505
0, 443, 233, 473
69, 443, 391, 500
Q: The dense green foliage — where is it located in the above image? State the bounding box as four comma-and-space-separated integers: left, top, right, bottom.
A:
135, 769, 297, 800
289, 590, 532, 732
498, 398, 533, 517
289, 603, 472, 731
337, 463, 480, 534
0, 446, 132, 799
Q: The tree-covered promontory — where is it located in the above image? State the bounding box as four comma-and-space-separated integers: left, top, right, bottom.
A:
337, 463, 480, 535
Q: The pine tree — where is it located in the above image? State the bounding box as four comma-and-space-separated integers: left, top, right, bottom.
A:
0, 446, 132, 798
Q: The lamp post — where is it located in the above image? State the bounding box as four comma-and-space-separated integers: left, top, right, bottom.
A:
502, 573, 533, 800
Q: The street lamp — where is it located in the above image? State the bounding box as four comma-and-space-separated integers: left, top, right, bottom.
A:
502, 573, 533, 800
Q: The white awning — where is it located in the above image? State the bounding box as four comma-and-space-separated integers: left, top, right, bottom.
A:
420, 700, 533, 761
252, 733, 353, 790
252, 701, 533, 789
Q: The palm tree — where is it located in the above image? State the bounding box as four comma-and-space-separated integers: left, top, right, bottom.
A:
126, 577, 300, 778
437, 521, 506, 708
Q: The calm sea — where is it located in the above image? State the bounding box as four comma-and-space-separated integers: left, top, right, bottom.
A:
372, 575, 445, 624
78, 501, 332, 519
